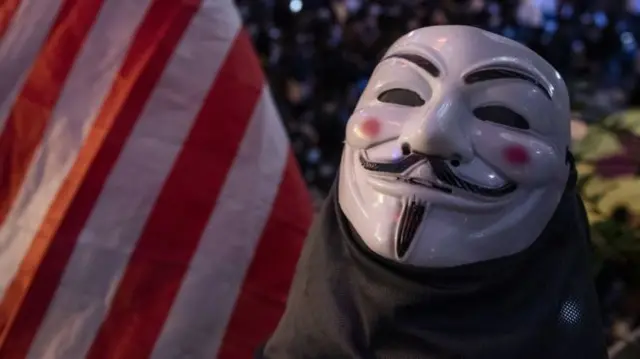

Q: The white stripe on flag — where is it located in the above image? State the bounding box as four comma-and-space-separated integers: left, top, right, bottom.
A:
0, 0, 63, 133
24, 2, 242, 358
0, 0, 151, 297
150, 88, 288, 359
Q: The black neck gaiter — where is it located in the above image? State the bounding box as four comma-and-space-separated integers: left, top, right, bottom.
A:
259, 174, 608, 359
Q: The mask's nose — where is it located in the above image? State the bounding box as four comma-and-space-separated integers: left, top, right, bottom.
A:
399, 93, 473, 162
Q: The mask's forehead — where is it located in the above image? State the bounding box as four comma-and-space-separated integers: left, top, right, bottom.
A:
378, 25, 571, 145
385, 26, 562, 89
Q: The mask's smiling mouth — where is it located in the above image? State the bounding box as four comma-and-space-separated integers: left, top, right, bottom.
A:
358, 152, 518, 199
359, 152, 424, 173
396, 176, 453, 194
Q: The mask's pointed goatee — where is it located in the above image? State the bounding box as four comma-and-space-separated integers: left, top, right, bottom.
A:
395, 197, 426, 259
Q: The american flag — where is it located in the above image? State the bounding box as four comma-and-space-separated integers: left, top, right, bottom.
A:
0, 0, 313, 358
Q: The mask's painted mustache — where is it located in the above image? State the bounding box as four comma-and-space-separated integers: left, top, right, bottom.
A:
359, 153, 425, 173
358, 153, 517, 198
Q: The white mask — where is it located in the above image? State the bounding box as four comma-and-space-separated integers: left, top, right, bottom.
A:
338, 25, 572, 267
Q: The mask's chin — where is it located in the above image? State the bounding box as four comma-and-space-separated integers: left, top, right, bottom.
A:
339, 148, 404, 259
340, 146, 442, 262
339, 157, 439, 264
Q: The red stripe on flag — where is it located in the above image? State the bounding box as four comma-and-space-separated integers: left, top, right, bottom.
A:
0, 0, 103, 227
85, 29, 264, 359
0, 0, 21, 39
217, 151, 313, 359
0, 0, 105, 348
0, 1, 197, 357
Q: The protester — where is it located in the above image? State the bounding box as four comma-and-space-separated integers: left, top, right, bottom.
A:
238, 0, 640, 351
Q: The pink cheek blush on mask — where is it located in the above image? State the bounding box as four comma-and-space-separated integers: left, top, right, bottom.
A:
502, 145, 530, 165
359, 117, 381, 139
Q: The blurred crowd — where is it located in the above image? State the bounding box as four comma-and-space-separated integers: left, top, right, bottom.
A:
236, 0, 640, 349
237, 0, 640, 196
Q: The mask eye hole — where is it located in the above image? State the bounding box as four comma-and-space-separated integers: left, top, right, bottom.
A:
473, 105, 530, 130
377, 88, 425, 107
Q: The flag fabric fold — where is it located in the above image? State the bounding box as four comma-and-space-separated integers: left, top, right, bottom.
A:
0, 0, 313, 358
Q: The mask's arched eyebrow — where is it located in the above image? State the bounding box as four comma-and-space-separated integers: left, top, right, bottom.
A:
384, 53, 441, 78
464, 68, 551, 100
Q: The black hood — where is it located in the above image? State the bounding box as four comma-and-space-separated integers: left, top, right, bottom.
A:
259, 167, 608, 359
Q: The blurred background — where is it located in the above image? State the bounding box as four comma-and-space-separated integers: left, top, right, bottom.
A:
235, 0, 640, 355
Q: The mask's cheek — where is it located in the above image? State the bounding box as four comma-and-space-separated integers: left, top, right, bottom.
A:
471, 121, 566, 186
345, 105, 411, 149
